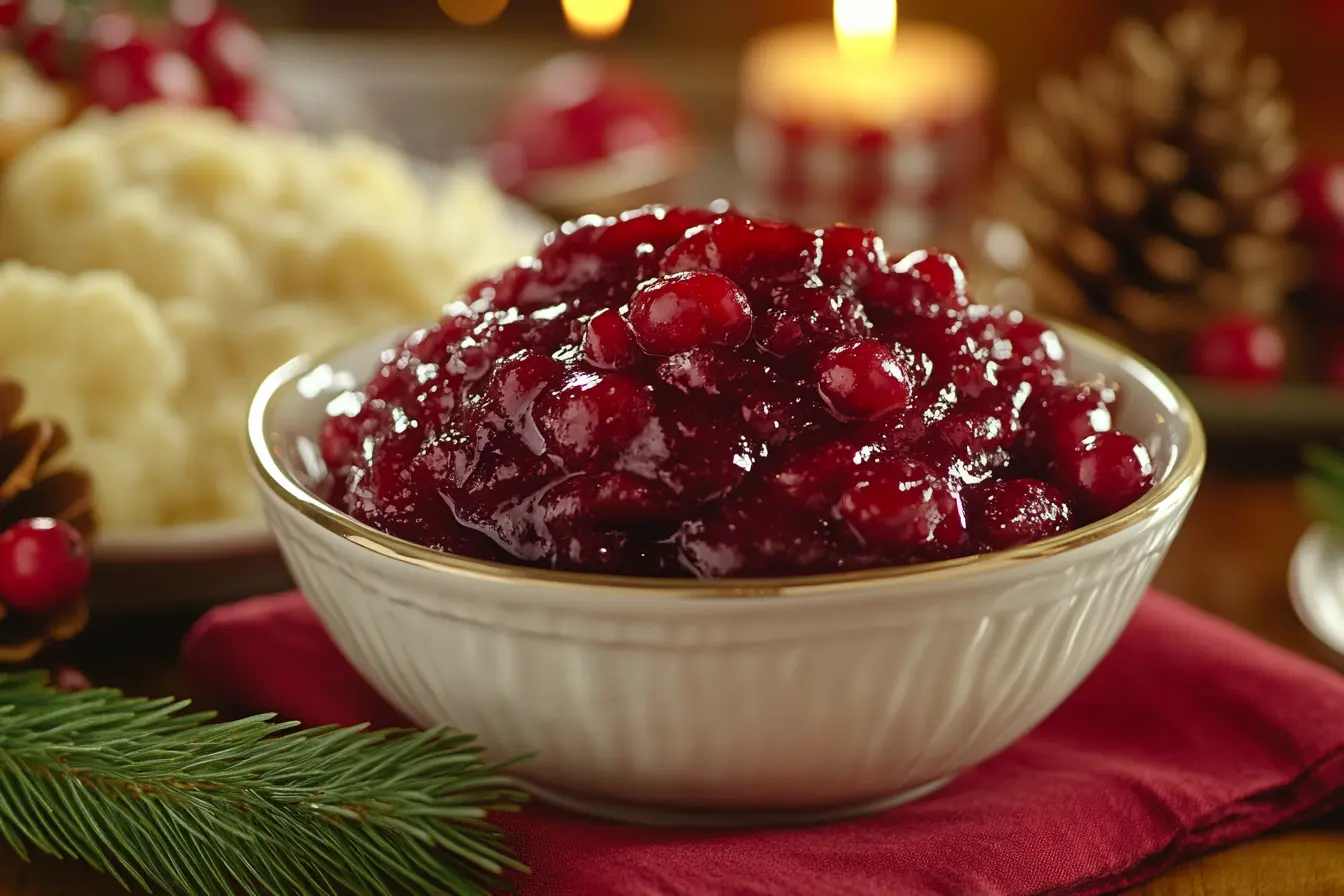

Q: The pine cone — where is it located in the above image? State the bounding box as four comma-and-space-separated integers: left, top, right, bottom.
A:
976, 6, 1303, 366
0, 379, 95, 663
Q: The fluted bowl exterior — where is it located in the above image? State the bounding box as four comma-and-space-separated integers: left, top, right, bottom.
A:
249, 323, 1203, 813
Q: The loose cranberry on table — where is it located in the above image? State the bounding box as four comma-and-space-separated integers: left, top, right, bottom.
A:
1292, 159, 1344, 302
0, 517, 90, 613
1188, 314, 1286, 384
320, 206, 1159, 579
1324, 338, 1344, 390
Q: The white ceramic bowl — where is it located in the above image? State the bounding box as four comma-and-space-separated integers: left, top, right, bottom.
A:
248, 322, 1205, 826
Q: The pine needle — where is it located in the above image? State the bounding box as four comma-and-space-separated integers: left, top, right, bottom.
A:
0, 672, 531, 896
1300, 444, 1344, 533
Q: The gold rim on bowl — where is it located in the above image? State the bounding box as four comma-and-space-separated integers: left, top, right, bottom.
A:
247, 320, 1206, 597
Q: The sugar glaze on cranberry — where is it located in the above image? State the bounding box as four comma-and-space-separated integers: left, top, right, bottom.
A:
320, 205, 1157, 578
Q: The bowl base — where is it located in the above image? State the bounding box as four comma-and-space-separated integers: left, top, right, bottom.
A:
517, 774, 956, 828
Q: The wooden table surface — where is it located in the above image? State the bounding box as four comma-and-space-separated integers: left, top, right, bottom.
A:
1, 463, 1341, 894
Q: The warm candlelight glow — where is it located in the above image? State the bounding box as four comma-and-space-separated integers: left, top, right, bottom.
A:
834, 0, 897, 62
437, 0, 509, 26
562, 0, 632, 40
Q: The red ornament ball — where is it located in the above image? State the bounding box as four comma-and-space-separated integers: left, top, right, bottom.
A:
1189, 315, 1286, 384
0, 518, 90, 614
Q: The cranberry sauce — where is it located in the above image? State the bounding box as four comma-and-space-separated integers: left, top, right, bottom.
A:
319, 206, 1155, 578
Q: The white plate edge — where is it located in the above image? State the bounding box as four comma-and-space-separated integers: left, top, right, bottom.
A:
1289, 522, 1344, 659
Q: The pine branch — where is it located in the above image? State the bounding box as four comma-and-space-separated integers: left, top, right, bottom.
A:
0, 672, 530, 896
1299, 444, 1344, 533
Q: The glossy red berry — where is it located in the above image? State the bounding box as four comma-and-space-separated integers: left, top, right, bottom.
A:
837, 460, 966, 556
583, 308, 638, 369
488, 350, 562, 420
965, 479, 1074, 550
755, 309, 809, 358
1189, 314, 1286, 383
1022, 383, 1113, 469
818, 225, 886, 288
815, 338, 912, 421
1293, 159, 1344, 238
1053, 432, 1155, 522
533, 370, 655, 471
85, 32, 207, 112
627, 271, 753, 355
319, 206, 1165, 578
660, 215, 820, 288
0, 518, 90, 613
892, 248, 970, 303
1325, 337, 1344, 390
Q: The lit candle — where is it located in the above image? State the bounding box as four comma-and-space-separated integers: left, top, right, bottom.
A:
742, 3, 991, 131
561, 0, 632, 41
737, 1, 995, 245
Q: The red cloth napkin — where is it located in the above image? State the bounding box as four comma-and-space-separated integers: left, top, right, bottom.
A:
183, 590, 1344, 896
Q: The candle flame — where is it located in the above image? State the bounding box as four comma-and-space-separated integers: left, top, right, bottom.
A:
562, 0, 632, 40
834, 0, 897, 62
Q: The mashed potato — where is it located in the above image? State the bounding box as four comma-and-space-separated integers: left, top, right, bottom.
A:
0, 106, 545, 530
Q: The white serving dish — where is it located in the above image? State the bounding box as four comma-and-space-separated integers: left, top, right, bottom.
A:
247, 322, 1205, 826
1290, 523, 1344, 660
83, 162, 551, 614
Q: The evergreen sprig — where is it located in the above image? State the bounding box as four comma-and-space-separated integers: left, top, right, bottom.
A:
0, 672, 530, 896
1300, 444, 1344, 533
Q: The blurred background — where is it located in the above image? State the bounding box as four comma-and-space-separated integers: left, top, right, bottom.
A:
241, 0, 1344, 151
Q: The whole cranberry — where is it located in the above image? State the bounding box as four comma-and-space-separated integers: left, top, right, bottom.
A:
771, 284, 871, 342
85, 30, 208, 112
1325, 337, 1344, 390
1189, 314, 1286, 384
837, 461, 966, 557
964, 479, 1074, 550
1053, 432, 1155, 522
583, 308, 638, 369
596, 205, 721, 261
533, 370, 655, 471
487, 350, 562, 421
864, 269, 947, 323
755, 309, 809, 358
892, 249, 970, 304
627, 271, 753, 355
818, 225, 887, 288
1000, 310, 1066, 387
769, 438, 862, 512
319, 397, 381, 473
1293, 159, 1344, 239
815, 338, 913, 421
0, 518, 90, 614
661, 215, 820, 289
1021, 383, 1113, 470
